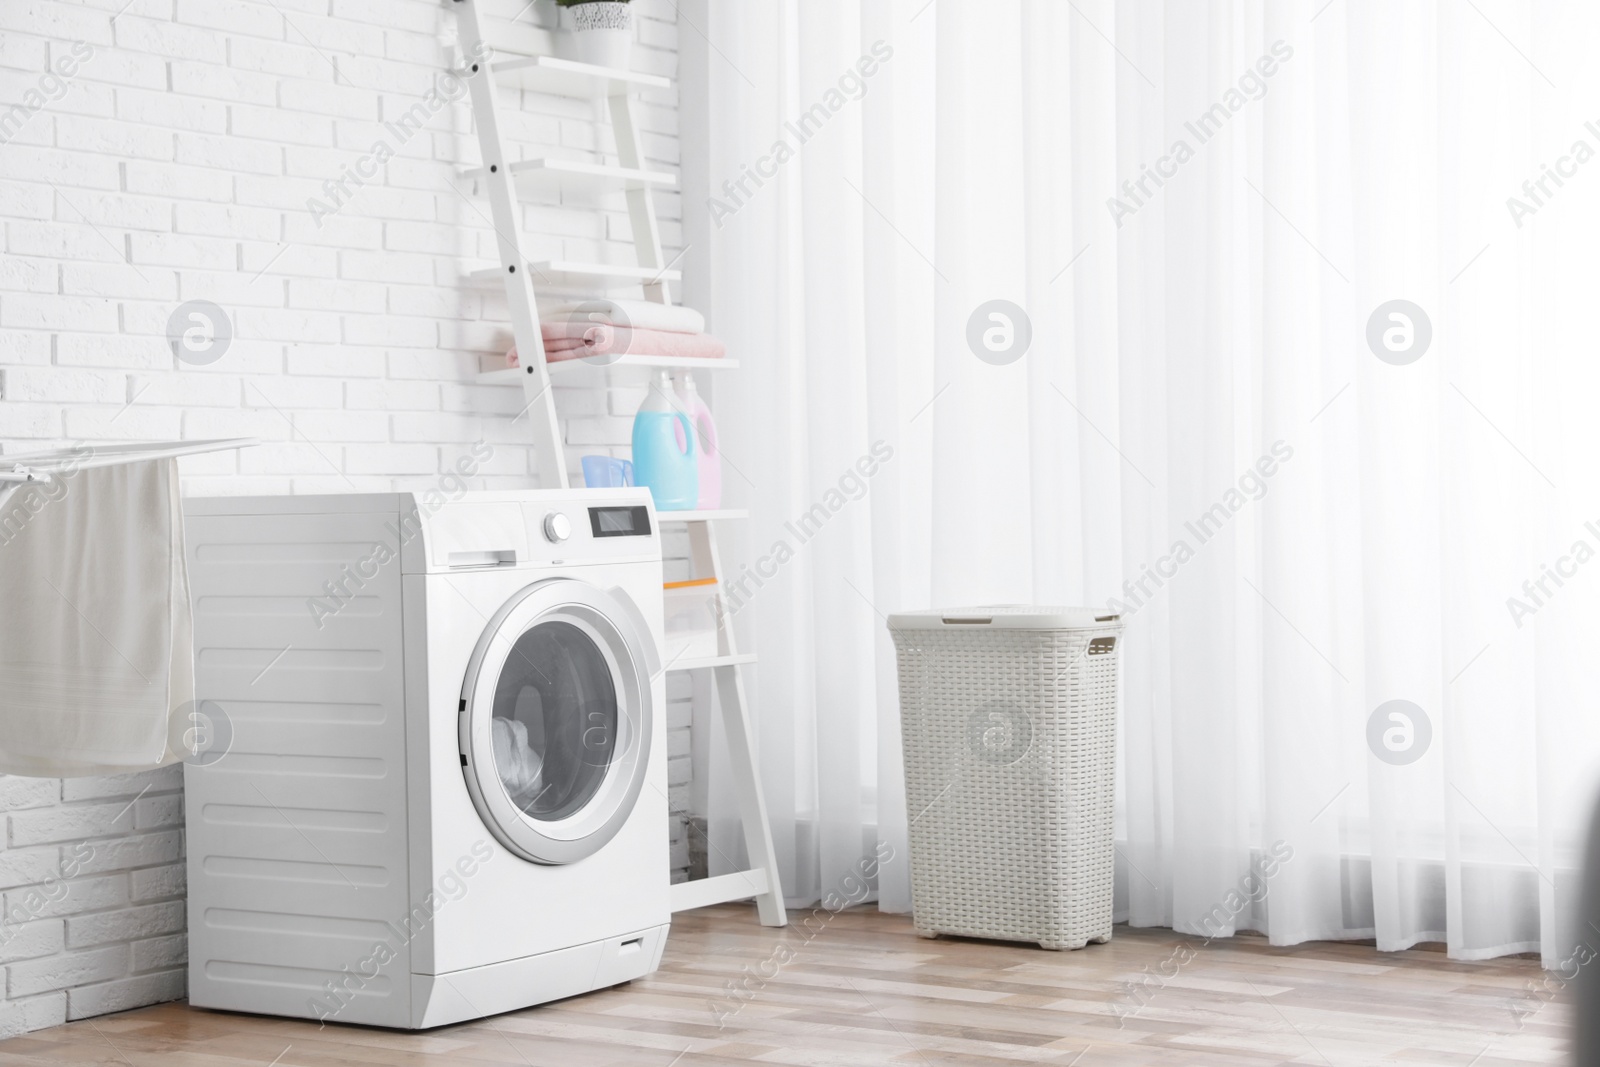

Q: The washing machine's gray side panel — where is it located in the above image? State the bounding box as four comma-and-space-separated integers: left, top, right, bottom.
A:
184, 500, 413, 1029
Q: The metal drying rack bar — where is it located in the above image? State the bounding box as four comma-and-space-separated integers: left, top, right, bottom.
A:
0, 439, 259, 484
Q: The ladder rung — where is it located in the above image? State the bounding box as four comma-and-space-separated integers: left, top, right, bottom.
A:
463, 158, 677, 191
488, 54, 671, 97
664, 653, 757, 673
478, 358, 739, 386
654, 510, 749, 523
671, 869, 771, 913
468, 259, 683, 289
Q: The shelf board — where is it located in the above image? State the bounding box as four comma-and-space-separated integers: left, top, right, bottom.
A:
469, 259, 682, 290
656, 509, 748, 523
478, 357, 738, 384
548, 354, 735, 375
490, 54, 671, 97
464, 158, 677, 192
665, 653, 757, 673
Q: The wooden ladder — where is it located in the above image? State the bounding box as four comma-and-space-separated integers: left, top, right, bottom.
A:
452, 0, 786, 928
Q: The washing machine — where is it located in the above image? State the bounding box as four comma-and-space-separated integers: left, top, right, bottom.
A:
182, 489, 669, 1029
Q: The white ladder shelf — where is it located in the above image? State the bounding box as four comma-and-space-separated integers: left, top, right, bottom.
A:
452, 0, 786, 929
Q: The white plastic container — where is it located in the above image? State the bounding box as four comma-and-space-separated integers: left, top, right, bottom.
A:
887, 605, 1123, 950
662, 578, 720, 664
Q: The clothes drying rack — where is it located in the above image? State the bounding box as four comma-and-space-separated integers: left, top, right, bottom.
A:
0, 440, 259, 512
0, 438, 259, 485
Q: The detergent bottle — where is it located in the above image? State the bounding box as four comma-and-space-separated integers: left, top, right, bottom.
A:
631, 371, 698, 510
678, 373, 722, 510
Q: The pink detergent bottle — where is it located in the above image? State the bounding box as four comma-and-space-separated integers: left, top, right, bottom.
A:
679, 374, 721, 509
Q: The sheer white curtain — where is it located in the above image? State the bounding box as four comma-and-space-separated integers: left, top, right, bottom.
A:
690, 0, 1600, 965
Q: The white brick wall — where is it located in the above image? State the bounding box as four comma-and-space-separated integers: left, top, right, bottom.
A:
0, 0, 692, 1033
0, 766, 185, 1034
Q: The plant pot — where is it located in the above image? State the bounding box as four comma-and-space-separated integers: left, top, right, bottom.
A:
553, 2, 634, 70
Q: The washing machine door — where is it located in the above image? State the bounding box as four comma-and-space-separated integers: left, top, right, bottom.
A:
459, 578, 654, 865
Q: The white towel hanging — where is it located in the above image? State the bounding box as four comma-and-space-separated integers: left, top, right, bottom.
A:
0, 438, 255, 777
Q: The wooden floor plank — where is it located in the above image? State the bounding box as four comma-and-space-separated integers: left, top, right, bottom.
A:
0, 905, 1566, 1065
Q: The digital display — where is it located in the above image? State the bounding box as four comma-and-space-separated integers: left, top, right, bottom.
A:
589, 505, 651, 538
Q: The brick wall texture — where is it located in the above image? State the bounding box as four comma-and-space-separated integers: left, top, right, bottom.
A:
0, 0, 690, 1033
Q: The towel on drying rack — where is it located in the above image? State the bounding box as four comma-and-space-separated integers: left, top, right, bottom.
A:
0, 458, 193, 776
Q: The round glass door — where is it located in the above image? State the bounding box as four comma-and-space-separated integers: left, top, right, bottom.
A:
490, 620, 618, 821
460, 580, 654, 865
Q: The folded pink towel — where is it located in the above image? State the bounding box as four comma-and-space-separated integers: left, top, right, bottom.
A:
508, 324, 727, 366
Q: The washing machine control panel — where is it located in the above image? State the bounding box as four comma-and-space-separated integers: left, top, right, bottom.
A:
410, 491, 659, 572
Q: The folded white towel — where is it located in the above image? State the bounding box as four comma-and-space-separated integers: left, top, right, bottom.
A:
0, 458, 193, 776
537, 297, 706, 336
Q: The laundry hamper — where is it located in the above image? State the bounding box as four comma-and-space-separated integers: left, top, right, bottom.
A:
888, 606, 1122, 950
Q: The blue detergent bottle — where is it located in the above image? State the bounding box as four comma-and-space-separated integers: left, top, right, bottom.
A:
632, 370, 698, 510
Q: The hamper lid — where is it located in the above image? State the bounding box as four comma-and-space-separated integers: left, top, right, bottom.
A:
886, 605, 1121, 631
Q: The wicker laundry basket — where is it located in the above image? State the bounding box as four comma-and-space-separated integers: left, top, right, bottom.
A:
888, 606, 1122, 950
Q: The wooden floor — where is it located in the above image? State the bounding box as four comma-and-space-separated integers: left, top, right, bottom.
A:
0, 905, 1568, 1065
